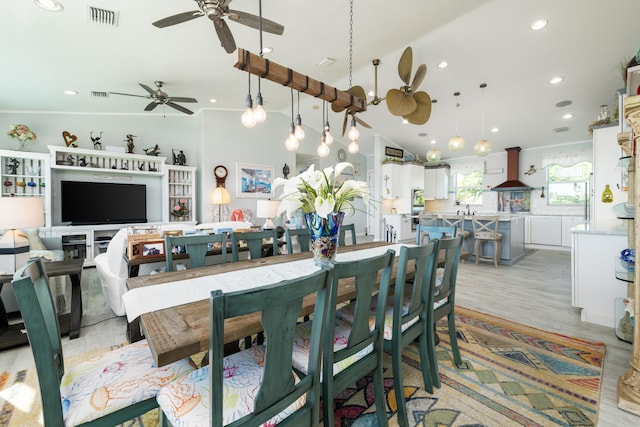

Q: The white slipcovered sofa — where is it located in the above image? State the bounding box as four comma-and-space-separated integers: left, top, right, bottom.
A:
94, 221, 253, 316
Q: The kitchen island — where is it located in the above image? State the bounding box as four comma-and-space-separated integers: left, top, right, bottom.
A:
461, 215, 526, 266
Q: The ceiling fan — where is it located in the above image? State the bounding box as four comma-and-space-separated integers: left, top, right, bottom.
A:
331, 85, 373, 136
110, 81, 198, 115
152, 0, 285, 54
384, 46, 432, 125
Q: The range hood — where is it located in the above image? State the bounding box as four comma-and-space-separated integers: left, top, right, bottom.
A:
491, 147, 533, 191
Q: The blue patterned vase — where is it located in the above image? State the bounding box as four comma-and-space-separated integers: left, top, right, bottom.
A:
304, 211, 345, 267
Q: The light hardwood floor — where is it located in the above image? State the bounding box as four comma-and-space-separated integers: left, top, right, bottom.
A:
1, 248, 638, 426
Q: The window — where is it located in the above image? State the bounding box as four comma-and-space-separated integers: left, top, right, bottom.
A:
547, 161, 592, 205
455, 171, 483, 205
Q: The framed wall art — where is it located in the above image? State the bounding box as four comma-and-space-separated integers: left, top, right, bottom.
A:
139, 240, 166, 258
236, 162, 274, 198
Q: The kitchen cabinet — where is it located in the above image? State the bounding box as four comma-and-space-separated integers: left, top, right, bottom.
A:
381, 161, 403, 200
405, 162, 424, 189
561, 216, 585, 247
529, 216, 562, 246
592, 125, 626, 222
424, 165, 449, 200
382, 214, 413, 242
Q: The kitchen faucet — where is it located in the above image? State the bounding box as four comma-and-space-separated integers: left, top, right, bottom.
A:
465, 204, 471, 215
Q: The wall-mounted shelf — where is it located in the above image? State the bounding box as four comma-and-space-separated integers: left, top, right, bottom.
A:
49, 145, 166, 176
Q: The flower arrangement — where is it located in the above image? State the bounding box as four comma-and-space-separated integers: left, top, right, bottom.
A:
7, 124, 37, 143
274, 162, 369, 219
171, 198, 190, 218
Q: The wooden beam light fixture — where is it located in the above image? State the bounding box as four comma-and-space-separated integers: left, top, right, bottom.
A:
234, 48, 367, 113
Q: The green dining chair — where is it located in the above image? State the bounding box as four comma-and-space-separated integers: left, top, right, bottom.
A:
231, 229, 279, 261
157, 268, 334, 427
164, 233, 228, 272
285, 227, 311, 254
291, 250, 396, 427
416, 224, 456, 245
427, 235, 464, 388
12, 258, 196, 427
338, 223, 357, 246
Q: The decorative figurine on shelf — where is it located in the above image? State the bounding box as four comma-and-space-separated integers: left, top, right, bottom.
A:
282, 163, 290, 179
524, 165, 536, 175
7, 158, 20, 175
138, 163, 145, 171
143, 144, 160, 156
124, 134, 136, 153
90, 131, 103, 150
173, 150, 186, 166
78, 157, 88, 167
62, 131, 78, 147
65, 155, 74, 166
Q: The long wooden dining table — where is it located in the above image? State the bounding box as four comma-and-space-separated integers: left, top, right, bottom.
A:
125, 241, 407, 367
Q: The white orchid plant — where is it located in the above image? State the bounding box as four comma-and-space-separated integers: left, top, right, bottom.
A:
274, 162, 369, 219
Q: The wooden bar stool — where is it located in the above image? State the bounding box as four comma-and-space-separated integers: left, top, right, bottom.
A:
471, 216, 502, 267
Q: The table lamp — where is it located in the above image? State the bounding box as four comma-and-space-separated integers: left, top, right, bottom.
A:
211, 186, 231, 222
256, 199, 280, 229
0, 197, 44, 274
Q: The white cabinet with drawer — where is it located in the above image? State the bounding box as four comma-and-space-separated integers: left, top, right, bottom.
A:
529, 216, 562, 246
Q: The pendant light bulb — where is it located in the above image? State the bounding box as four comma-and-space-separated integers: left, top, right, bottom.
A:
347, 117, 359, 141
285, 123, 299, 151
241, 94, 256, 128
294, 114, 305, 140
348, 140, 359, 154
253, 92, 266, 124
324, 128, 334, 145
317, 142, 330, 157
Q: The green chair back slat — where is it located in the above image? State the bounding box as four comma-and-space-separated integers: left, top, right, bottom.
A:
231, 229, 279, 261
338, 224, 357, 246
210, 268, 333, 427
285, 228, 311, 254
165, 233, 228, 272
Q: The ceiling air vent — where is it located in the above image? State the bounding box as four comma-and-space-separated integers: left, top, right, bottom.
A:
90, 91, 109, 98
86, 6, 119, 26
553, 126, 569, 133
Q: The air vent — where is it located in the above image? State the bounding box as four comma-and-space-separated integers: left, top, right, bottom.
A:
553, 126, 569, 133
90, 91, 110, 98
86, 5, 119, 26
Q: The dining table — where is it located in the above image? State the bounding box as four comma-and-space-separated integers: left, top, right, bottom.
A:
124, 241, 409, 367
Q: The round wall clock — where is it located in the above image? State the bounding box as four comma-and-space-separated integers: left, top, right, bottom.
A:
337, 148, 347, 162
214, 165, 228, 186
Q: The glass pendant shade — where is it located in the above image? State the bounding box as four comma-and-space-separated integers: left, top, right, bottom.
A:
426, 148, 442, 162
473, 138, 492, 156
317, 141, 330, 157
448, 135, 464, 151
348, 140, 359, 154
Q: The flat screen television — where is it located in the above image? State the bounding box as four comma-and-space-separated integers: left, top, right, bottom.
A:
61, 181, 147, 225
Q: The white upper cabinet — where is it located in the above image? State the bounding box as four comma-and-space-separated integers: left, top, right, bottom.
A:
424, 165, 449, 199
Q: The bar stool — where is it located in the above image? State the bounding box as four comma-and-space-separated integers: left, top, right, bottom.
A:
472, 216, 502, 267
441, 214, 472, 262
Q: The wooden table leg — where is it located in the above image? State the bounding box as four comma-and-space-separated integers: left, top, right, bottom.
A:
68, 271, 83, 339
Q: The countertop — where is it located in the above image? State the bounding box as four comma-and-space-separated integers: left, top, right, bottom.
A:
571, 219, 628, 236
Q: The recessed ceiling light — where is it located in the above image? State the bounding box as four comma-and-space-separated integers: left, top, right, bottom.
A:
437, 61, 448, 69
35, 0, 63, 11
261, 47, 273, 54
491, 127, 499, 133
531, 19, 548, 30
368, 90, 375, 97
63, 90, 77, 95
402, 119, 409, 124
430, 139, 437, 145
562, 113, 574, 119
209, 98, 218, 103
550, 76, 564, 85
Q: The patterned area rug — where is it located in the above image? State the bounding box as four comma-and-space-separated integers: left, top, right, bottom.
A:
0, 306, 604, 426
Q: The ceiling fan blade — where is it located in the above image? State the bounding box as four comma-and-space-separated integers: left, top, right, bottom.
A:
341, 112, 348, 136
411, 64, 427, 91
402, 91, 432, 125
109, 92, 149, 98
139, 83, 156, 96
168, 97, 198, 103
355, 116, 372, 129
349, 85, 367, 102
152, 11, 203, 28
166, 101, 194, 115
386, 88, 417, 116
332, 102, 346, 113
213, 18, 236, 53
398, 47, 413, 85
227, 10, 285, 35
145, 101, 159, 111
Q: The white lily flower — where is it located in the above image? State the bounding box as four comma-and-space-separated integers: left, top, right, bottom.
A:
314, 195, 335, 218
334, 162, 353, 177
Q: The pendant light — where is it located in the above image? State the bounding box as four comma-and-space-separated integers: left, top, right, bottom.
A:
473, 83, 492, 157
345, 0, 359, 153
285, 88, 299, 151
448, 92, 464, 151
240, 52, 256, 128
317, 100, 330, 157
294, 91, 305, 140
324, 101, 333, 145
426, 147, 441, 163
252, 0, 267, 124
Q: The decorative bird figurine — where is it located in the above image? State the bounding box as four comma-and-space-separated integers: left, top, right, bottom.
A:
524, 165, 536, 175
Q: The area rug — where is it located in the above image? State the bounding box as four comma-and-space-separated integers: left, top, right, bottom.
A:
0, 306, 605, 426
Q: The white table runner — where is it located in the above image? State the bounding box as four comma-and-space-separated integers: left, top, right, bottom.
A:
123, 243, 408, 322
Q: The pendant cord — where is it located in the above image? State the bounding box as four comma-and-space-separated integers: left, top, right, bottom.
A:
297, 91, 300, 115
348, 0, 353, 90
257, 0, 263, 92
290, 87, 294, 122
